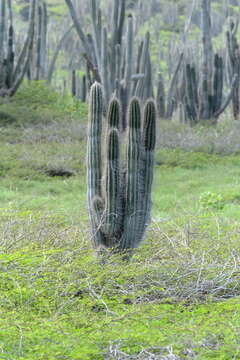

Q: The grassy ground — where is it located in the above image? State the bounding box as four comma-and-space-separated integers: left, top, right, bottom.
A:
1, 83, 240, 359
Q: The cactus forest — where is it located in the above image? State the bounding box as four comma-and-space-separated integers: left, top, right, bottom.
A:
2, 0, 240, 359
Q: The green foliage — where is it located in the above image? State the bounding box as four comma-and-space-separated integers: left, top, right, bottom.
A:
14, 81, 61, 107
199, 191, 225, 211
0, 81, 88, 126
14, 81, 86, 115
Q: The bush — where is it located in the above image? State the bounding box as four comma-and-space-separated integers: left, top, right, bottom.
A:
0, 81, 88, 126
199, 191, 225, 211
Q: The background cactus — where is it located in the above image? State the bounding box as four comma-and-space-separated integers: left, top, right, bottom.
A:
182, 53, 237, 125
156, 73, 166, 119
167, 0, 239, 125
65, 0, 153, 126
226, 19, 240, 120
0, 0, 37, 97
29, 0, 48, 81
87, 82, 156, 252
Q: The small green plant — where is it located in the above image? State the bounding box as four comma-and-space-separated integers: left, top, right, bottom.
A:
199, 191, 225, 211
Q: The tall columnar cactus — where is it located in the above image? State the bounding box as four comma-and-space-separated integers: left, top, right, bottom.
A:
87, 82, 156, 252
0, 0, 37, 97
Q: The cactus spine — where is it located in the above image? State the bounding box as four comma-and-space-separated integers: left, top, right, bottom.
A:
87, 83, 156, 252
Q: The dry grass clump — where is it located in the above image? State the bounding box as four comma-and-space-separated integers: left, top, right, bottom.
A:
158, 115, 240, 154
21, 119, 87, 144
105, 343, 182, 360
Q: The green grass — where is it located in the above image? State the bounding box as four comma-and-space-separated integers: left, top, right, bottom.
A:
1, 83, 240, 359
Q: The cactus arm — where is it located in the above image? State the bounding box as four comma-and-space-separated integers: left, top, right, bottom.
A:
117, 0, 125, 45
122, 99, 156, 249
111, 0, 119, 48
104, 129, 122, 245
144, 52, 153, 100
34, 1, 48, 80
139, 100, 156, 233
83, 53, 101, 83
109, 0, 119, 88
191, 65, 199, 110
0, 0, 6, 60
80, 74, 87, 102
212, 54, 223, 114
110, 0, 125, 90
87, 33, 98, 72
101, 27, 110, 104
185, 63, 198, 124
226, 22, 240, 120
102, 99, 123, 244
9, 0, 37, 97
134, 32, 153, 102
88, 82, 103, 201
107, 97, 121, 129
199, 0, 213, 120
135, 32, 150, 99
105, 98, 123, 243
124, 14, 133, 109
213, 73, 238, 120
165, 52, 183, 119
90, 0, 100, 70
226, 31, 234, 74
87, 82, 105, 247
0, 0, 6, 89
122, 98, 142, 249
132, 40, 143, 95
64, 0, 93, 65
97, 9, 102, 54
6, 0, 14, 89
40, 1, 48, 79
157, 73, 166, 118
115, 44, 121, 86
35, 2, 43, 80
12, 0, 37, 85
